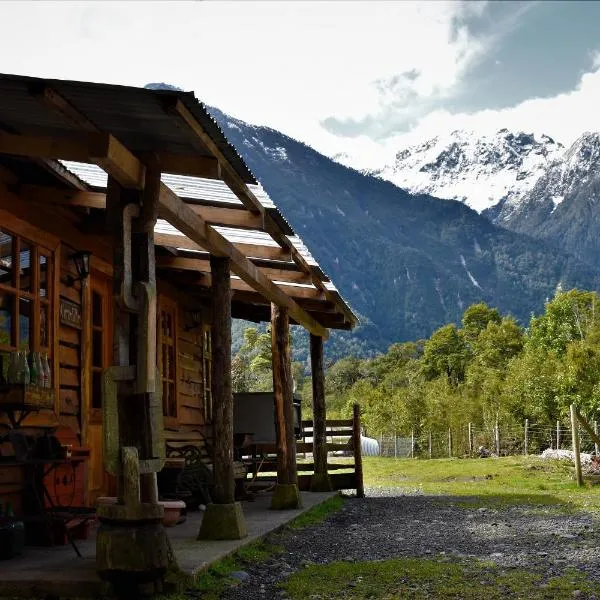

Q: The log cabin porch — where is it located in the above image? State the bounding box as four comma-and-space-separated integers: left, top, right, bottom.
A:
0, 73, 358, 595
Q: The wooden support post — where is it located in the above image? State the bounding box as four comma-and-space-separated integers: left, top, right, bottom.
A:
570, 404, 584, 487
210, 256, 235, 504
557, 420, 561, 450
353, 403, 365, 498
411, 429, 415, 459
199, 255, 247, 539
595, 421, 599, 456
309, 333, 332, 492
270, 304, 301, 509
394, 432, 398, 459
448, 428, 452, 458
428, 431, 432, 459
524, 419, 529, 456
495, 420, 500, 456
468, 423, 473, 455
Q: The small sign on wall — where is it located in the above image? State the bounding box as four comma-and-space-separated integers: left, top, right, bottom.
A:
60, 298, 82, 329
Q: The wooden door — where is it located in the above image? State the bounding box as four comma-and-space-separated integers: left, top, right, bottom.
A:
84, 273, 113, 502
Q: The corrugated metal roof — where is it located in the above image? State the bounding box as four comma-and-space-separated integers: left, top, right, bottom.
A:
0, 73, 256, 185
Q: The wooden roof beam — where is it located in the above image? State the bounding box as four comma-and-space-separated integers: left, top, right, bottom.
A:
22, 186, 264, 229
158, 182, 328, 338
154, 231, 291, 261
156, 254, 313, 285
165, 98, 264, 215
0, 131, 145, 189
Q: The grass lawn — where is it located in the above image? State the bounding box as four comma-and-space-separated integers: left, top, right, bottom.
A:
362, 455, 600, 511
283, 557, 600, 599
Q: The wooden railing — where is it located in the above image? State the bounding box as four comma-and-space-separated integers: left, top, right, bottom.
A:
247, 403, 365, 496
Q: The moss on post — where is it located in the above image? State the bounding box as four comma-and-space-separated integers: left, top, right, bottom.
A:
197, 502, 248, 540
271, 483, 302, 510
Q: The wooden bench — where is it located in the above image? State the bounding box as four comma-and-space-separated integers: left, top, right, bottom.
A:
162, 430, 247, 508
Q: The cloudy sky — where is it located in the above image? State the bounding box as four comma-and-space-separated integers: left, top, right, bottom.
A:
1, 1, 599, 167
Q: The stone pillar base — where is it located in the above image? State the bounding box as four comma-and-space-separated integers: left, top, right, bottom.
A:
197, 502, 248, 540
310, 472, 334, 492
271, 483, 302, 510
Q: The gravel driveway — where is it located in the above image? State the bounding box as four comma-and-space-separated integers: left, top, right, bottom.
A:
221, 488, 600, 599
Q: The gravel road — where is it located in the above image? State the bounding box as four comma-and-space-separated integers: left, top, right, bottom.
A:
221, 488, 600, 599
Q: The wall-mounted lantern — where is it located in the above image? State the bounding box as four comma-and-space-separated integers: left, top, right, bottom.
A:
66, 250, 92, 286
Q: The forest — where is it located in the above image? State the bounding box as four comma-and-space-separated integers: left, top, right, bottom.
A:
233, 288, 600, 454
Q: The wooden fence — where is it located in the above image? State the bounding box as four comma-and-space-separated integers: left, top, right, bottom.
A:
246, 403, 364, 496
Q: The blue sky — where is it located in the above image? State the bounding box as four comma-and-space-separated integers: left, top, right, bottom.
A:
0, 1, 599, 166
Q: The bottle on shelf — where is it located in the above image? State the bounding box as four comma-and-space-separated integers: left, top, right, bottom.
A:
20, 352, 30, 385
29, 352, 39, 386
42, 353, 51, 389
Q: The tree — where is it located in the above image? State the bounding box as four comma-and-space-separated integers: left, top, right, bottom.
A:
421, 324, 470, 384
529, 289, 600, 356
462, 302, 501, 345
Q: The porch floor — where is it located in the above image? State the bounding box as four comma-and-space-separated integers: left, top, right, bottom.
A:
0, 491, 337, 598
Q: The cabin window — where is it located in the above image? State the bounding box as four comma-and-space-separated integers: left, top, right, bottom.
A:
158, 297, 178, 418
203, 325, 212, 423
0, 228, 54, 382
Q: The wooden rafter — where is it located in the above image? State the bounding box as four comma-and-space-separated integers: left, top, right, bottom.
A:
22, 185, 264, 229
165, 99, 263, 214
154, 231, 291, 261
156, 254, 313, 285
0, 131, 145, 189
158, 183, 328, 337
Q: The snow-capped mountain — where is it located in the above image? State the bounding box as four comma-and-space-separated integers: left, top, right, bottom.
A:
338, 129, 564, 214
500, 132, 600, 266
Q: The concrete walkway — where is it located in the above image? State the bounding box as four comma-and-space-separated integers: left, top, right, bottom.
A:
0, 491, 337, 598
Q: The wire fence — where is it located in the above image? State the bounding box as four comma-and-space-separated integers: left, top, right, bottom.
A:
377, 420, 600, 459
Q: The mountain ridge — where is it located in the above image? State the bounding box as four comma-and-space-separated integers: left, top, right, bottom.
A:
208, 107, 600, 359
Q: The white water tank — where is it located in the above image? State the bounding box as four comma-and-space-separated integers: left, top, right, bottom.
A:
361, 435, 380, 456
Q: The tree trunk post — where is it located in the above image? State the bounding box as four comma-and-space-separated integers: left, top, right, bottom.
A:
411, 429, 415, 459
270, 304, 301, 509
570, 404, 584, 487
198, 256, 247, 539
468, 422, 473, 455
353, 403, 365, 498
394, 432, 398, 459
524, 419, 529, 456
309, 333, 332, 492
428, 431, 432, 459
495, 420, 500, 456
557, 420, 561, 450
595, 421, 599, 457
448, 428, 452, 458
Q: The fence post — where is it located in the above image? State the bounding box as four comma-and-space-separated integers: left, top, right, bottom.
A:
595, 421, 599, 457
468, 422, 473, 455
495, 420, 500, 456
411, 429, 415, 459
394, 431, 398, 459
556, 420, 561, 450
570, 404, 583, 487
380, 432, 384, 457
524, 419, 529, 456
428, 431, 432, 459
353, 404, 365, 498
448, 428, 452, 458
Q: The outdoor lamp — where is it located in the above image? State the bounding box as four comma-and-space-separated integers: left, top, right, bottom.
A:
67, 250, 92, 286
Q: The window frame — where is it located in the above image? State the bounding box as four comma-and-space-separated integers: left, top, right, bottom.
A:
157, 295, 179, 425
0, 227, 57, 381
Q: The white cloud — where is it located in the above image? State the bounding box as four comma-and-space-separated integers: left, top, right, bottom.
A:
398, 58, 600, 148
0, 1, 496, 155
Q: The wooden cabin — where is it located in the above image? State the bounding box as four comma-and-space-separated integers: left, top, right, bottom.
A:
0, 74, 357, 527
